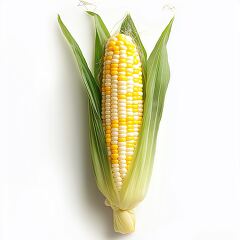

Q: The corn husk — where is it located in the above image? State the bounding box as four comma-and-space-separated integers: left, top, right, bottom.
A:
58, 12, 173, 234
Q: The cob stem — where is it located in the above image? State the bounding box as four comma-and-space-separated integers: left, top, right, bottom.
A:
105, 199, 135, 234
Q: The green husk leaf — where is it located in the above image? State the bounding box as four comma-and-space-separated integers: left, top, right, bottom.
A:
120, 14, 147, 97
58, 15, 101, 115
58, 15, 117, 202
87, 11, 110, 82
119, 18, 174, 209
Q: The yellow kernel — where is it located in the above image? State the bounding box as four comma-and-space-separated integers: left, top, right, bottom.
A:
116, 41, 124, 46
119, 59, 127, 63
111, 64, 118, 68
127, 144, 134, 148
106, 56, 112, 60
111, 145, 118, 150
127, 136, 135, 140
134, 69, 140, 74
111, 120, 118, 124
118, 68, 126, 72
112, 149, 118, 154
108, 41, 116, 46
113, 46, 120, 51
126, 156, 133, 161
119, 118, 126, 123
111, 124, 118, 128
117, 34, 125, 40
118, 95, 126, 99
112, 160, 118, 164
111, 154, 119, 159
111, 71, 118, 75
105, 65, 111, 70
118, 138, 126, 142
118, 76, 127, 81
127, 51, 134, 56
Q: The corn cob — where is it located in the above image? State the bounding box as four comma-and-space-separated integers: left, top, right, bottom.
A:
101, 33, 143, 190
58, 12, 174, 234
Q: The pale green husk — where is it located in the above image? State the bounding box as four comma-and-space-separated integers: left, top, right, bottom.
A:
58, 12, 173, 234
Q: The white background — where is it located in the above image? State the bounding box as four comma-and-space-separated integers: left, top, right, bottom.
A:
1, 0, 240, 239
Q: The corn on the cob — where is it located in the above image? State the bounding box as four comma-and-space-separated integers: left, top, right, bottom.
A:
101, 33, 143, 190
58, 12, 173, 234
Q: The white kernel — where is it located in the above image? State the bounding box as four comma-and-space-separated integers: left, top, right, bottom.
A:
120, 163, 127, 168
118, 86, 127, 90
111, 75, 118, 80
112, 164, 119, 167
120, 54, 127, 58
111, 97, 118, 101
107, 51, 113, 56
119, 101, 126, 105
118, 149, 126, 153
114, 177, 122, 182
118, 142, 126, 146
111, 132, 118, 137
112, 167, 120, 172
112, 137, 118, 142
111, 108, 118, 113
113, 172, 121, 177
118, 107, 126, 112
118, 72, 126, 76
113, 55, 120, 59
112, 59, 119, 63
118, 156, 126, 160
115, 181, 122, 187
127, 68, 133, 73
120, 50, 126, 54
118, 82, 127, 86
119, 159, 127, 164
120, 168, 127, 174
127, 60, 133, 64
119, 90, 127, 94
120, 45, 127, 50
119, 63, 127, 67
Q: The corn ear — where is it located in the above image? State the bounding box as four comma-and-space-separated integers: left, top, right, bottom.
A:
58, 12, 174, 234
